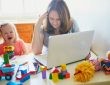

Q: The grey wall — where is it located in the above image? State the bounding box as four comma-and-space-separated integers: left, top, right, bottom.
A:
66, 0, 110, 56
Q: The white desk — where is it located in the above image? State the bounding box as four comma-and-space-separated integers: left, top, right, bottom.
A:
0, 52, 110, 85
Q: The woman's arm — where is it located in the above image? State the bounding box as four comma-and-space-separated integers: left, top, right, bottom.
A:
32, 12, 48, 55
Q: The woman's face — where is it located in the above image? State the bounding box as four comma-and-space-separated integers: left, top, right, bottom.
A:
1, 25, 16, 43
48, 10, 61, 29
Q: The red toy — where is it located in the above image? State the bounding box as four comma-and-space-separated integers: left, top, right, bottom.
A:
0, 64, 15, 80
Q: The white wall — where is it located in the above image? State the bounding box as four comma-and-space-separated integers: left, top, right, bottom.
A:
66, 0, 110, 56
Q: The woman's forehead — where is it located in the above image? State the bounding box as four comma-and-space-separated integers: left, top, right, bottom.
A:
49, 10, 59, 18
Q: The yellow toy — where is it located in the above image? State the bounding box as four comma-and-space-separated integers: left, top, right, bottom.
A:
3, 46, 14, 52
74, 61, 95, 82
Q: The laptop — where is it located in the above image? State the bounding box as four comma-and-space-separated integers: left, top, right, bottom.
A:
34, 30, 94, 69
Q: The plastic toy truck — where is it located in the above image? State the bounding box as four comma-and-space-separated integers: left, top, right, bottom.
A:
0, 64, 15, 80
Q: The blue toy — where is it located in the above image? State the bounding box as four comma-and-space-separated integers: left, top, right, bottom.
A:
7, 81, 22, 85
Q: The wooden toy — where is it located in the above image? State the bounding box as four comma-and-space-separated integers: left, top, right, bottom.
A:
60, 64, 70, 79
0, 46, 15, 81
52, 73, 59, 82
61, 64, 66, 71
28, 62, 36, 74
20, 74, 30, 83
49, 65, 70, 82
16, 62, 30, 80
7, 81, 22, 85
58, 73, 64, 79
16, 62, 36, 81
65, 72, 70, 78
3, 46, 14, 52
49, 73, 52, 80
40, 66, 47, 79
3, 54, 9, 65
50, 67, 60, 82
3, 46, 14, 59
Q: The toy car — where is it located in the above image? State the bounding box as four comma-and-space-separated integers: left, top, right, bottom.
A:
0, 64, 15, 80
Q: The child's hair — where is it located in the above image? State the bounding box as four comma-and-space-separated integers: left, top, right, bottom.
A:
0, 23, 19, 42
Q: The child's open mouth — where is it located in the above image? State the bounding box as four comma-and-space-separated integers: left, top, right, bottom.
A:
8, 37, 12, 40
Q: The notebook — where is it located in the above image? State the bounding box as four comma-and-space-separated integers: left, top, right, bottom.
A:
34, 30, 94, 69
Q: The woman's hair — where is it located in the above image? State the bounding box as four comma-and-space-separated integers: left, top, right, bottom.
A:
0, 23, 19, 42
44, 0, 72, 34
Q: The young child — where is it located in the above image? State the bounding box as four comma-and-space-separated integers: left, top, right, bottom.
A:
0, 23, 27, 56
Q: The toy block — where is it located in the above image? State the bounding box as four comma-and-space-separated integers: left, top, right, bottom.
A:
61, 70, 67, 76
7, 81, 22, 85
2, 66, 15, 73
19, 63, 28, 73
16, 71, 22, 80
61, 64, 67, 71
16, 62, 30, 80
49, 73, 52, 80
52, 73, 59, 82
5, 64, 12, 67
20, 74, 30, 83
3, 54, 9, 64
28, 62, 36, 74
40, 66, 47, 71
3, 46, 14, 52
58, 73, 64, 79
8, 51, 14, 59
21, 69, 27, 75
33, 62, 39, 73
51, 67, 59, 73
40, 65, 47, 79
42, 70, 46, 79
65, 72, 70, 78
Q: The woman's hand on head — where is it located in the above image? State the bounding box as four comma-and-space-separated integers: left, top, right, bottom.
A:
39, 12, 48, 23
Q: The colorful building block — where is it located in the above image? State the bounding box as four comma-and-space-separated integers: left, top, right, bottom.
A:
49, 67, 60, 82
52, 73, 59, 82
20, 74, 30, 83
3, 54, 9, 65
61, 64, 67, 71
49, 65, 70, 82
7, 81, 22, 85
65, 72, 70, 78
49, 73, 52, 80
28, 62, 36, 74
16, 62, 29, 80
40, 66, 47, 79
0, 64, 15, 80
58, 73, 64, 79
42, 70, 46, 79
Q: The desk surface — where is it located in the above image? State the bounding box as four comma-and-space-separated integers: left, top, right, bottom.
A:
0, 52, 110, 85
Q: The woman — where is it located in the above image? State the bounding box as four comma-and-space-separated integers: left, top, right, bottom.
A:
32, 0, 79, 55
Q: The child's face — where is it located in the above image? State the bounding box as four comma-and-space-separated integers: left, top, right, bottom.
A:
1, 24, 16, 43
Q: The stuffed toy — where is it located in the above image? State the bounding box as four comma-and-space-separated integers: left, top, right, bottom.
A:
74, 61, 95, 82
